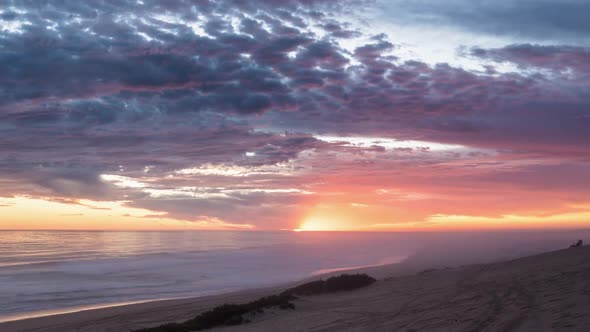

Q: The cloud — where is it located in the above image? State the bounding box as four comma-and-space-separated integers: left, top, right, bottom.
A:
1, 0, 590, 229
376, 0, 590, 43
471, 44, 590, 78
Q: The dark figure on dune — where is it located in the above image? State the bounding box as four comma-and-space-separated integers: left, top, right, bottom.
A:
570, 240, 583, 248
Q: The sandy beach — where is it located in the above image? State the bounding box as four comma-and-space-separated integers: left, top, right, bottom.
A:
2, 245, 589, 332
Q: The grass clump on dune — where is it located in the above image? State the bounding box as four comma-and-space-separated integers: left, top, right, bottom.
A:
134, 273, 375, 332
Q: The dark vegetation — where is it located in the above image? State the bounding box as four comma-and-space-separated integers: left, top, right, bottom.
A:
281, 273, 377, 296
133, 274, 376, 332
133, 294, 296, 332
419, 268, 438, 275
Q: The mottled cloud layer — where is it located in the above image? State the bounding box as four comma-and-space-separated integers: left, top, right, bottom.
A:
1, 0, 589, 230
376, 0, 590, 43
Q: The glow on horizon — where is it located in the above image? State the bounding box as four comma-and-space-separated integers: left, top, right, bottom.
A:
2, 195, 590, 231
290, 199, 590, 232
0, 196, 254, 231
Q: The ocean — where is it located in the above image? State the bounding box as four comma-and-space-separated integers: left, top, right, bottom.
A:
0, 230, 414, 322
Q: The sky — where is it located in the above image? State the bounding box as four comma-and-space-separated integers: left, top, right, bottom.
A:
1, 0, 589, 231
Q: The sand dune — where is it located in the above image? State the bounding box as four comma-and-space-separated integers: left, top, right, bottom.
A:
215, 245, 590, 332
2, 245, 589, 332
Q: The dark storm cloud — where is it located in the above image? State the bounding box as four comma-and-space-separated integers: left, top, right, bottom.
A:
379, 0, 590, 43
262, 51, 590, 156
1, 0, 586, 147
0, 0, 364, 118
318, 21, 361, 39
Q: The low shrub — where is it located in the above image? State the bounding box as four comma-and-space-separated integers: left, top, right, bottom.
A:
282, 273, 376, 296
133, 294, 296, 332
134, 274, 375, 332
282, 279, 325, 296
324, 274, 376, 292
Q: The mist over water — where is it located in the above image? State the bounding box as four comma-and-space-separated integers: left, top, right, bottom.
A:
1, 230, 588, 322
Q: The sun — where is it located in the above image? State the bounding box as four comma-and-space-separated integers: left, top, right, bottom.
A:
293, 218, 337, 232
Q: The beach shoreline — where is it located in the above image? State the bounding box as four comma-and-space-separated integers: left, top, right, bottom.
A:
0, 297, 189, 324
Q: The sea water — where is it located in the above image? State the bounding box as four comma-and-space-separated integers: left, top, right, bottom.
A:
0, 231, 414, 322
